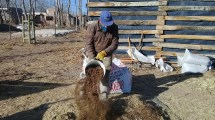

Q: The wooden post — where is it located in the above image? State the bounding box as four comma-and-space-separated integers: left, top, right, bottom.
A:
128, 36, 133, 71
22, 16, 25, 42
32, 8, 36, 44
156, 0, 167, 58
9, 11, 11, 40
138, 34, 143, 50
28, 15, 31, 44
75, 0, 78, 31
54, 11, 57, 37
78, 0, 82, 30
128, 37, 132, 58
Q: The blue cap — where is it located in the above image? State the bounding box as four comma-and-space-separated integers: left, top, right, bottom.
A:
100, 11, 113, 26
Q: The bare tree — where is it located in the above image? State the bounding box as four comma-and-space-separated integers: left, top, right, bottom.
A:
34, 0, 36, 10
0, 2, 3, 24
75, 0, 78, 31
78, 0, 82, 29
6, 0, 10, 9
15, 0, 21, 23
5, 0, 11, 40
67, 0, 71, 27
55, 0, 60, 26
0, 12, 3, 24
61, 1, 63, 26
55, 0, 65, 27
29, 0, 34, 16
0, 7, 3, 24
22, 0, 27, 19
0, 0, 7, 23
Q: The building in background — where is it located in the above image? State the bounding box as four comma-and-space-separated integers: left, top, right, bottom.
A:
0, 7, 22, 24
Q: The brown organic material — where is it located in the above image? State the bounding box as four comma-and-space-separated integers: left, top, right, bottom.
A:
75, 65, 112, 120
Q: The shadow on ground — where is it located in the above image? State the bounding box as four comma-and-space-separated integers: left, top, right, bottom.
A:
0, 48, 71, 62
0, 24, 22, 32
132, 73, 203, 100
1, 98, 75, 120
106, 73, 203, 119
0, 79, 71, 101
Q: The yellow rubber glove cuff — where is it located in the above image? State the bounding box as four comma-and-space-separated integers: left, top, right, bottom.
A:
95, 51, 107, 61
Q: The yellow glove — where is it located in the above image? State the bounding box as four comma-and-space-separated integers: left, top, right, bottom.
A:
95, 51, 107, 61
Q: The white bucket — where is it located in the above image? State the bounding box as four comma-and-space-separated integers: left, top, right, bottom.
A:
84, 59, 106, 77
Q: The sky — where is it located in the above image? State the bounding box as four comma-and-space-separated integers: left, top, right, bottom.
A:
33, 0, 88, 15
2, 0, 88, 15
62, 0, 88, 15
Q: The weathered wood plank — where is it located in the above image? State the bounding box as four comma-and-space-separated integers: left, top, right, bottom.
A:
116, 20, 160, 25
157, 16, 165, 25
119, 30, 161, 34
156, 51, 215, 58
87, 20, 161, 25
118, 46, 162, 51
119, 38, 163, 43
165, 16, 215, 21
153, 42, 215, 50
88, 1, 167, 7
157, 25, 215, 31
88, 11, 167, 16
160, 35, 215, 40
160, 6, 215, 11
156, 51, 178, 57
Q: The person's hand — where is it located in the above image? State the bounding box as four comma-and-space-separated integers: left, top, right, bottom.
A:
95, 51, 107, 61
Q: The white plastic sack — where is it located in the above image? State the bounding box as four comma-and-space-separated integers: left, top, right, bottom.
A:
155, 58, 173, 72
183, 49, 210, 66
79, 48, 90, 78
177, 55, 184, 67
109, 58, 132, 93
181, 63, 208, 74
126, 48, 155, 65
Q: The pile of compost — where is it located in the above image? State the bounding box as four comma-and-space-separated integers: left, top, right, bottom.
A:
75, 65, 113, 120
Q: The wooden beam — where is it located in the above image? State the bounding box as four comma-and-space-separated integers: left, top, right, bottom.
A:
119, 38, 164, 43
165, 16, 215, 21
118, 46, 162, 51
157, 25, 215, 31
88, 20, 161, 25
156, 51, 215, 58
119, 30, 161, 34
160, 34, 215, 40
160, 6, 215, 11
153, 42, 215, 50
88, 11, 167, 16
156, 51, 178, 57
88, 1, 167, 7
115, 20, 160, 25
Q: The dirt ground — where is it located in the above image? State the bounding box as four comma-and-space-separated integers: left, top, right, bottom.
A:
0, 31, 215, 120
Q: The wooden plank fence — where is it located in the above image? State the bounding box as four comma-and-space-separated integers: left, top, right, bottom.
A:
87, 0, 215, 64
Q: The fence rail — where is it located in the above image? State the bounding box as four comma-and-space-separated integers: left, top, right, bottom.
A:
88, 0, 215, 63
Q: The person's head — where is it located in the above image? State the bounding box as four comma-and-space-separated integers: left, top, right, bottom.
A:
99, 11, 113, 32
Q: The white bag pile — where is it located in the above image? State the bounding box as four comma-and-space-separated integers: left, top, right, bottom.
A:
177, 49, 211, 74
155, 58, 174, 72
126, 48, 155, 65
126, 47, 174, 72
